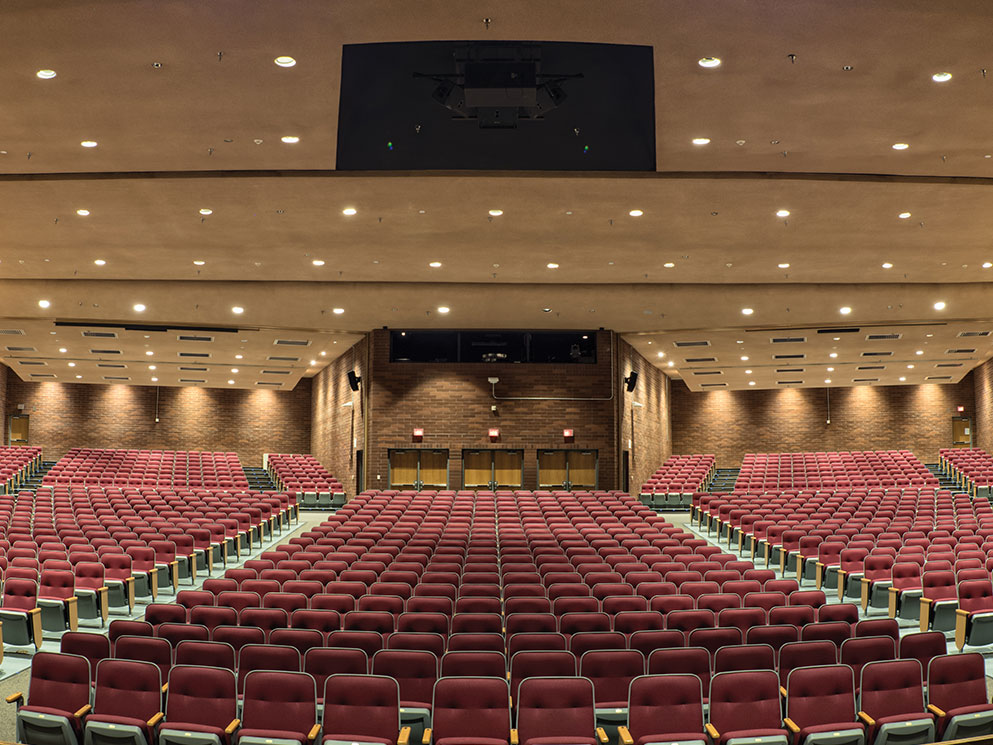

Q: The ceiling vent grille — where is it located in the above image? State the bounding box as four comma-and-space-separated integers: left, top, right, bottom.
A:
267, 356, 300, 362
692, 371, 723, 376
775, 368, 804, 373
673, 340, 710, 348
178, 352, 211, 358
82, 331, 117, 338
947, 348, 976, 354
857, 365, 885, 371
0, 329, 25, 336
179, 366, 208, 371
102, 376, 130, 381
179, 378, 206, 383
89, 349, 121, 355
177, 335, 214, 342
6, 346, 36, 352
773, 354, 805, 360
18, 361, 46, 366
866, 333, 901, 341
936, 362, 964, 368
861, 351, 893, 357
261, 370, 292, 375
30, 373, 56, 378
97, 363, 127, 369
777, 380, 803, 385
700, 382, 727, 388
958, 331, 991, 338
853, 378, 879, 382
771, 336, 806, 343
256, 381, 282, 386
274, 339, 311, 347
926, 375, 952, 380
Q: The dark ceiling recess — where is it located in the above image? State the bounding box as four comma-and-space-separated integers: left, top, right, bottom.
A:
337, 40, 655, 171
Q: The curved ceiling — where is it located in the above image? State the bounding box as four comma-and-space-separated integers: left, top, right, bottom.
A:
3, 0, 993, 390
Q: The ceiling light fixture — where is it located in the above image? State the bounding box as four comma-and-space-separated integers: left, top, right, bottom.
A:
133, 303, 146, 312
745, 369, 752, 374
342, 207, 357, 216
235, 354, 243, 360
778, 263, 790, 268
984, 262, 993, 269
77, 375, 83, 379
227, 379, 235, 385
68, 362, 75, 367
193, 260, 205, 266
741, 308, 754, 315
320, 351, 327, 356
309, 359, 317, 366
80, 141, 98, 148
199, 208, 212, 216
231, 306, 244, 314
839, 306, 852, 315
231, 368, 239, 373
825, 379, 831, 384
691, 138, 711, 145
776, 209, 790, 218
934, 301, 946, 310
916, 350, 924, 355
628, 209, 644, 216
740, 356, 749, 361
663, 262, 675, 268
698, 57, 722, 68
547, 262, 559, 269
437, 306, 450, 314
148, 365, 156, 370
312, 259, 325, 266
280, 135, 300, 144
898, 212, 912, 219
145, 350, 153, 356
274, 56, 297, 67
94, 259, 106, 266
829, 352, 838, 358
38, 299, 50, 308
907, 364, 915, 369
36, 69, 57, 79
76, 209, 90, 216
827, 367, 834, 372
932, 72, 952, 82
59, 348, 67, 353
657, 351, 664, 358
488, 209, 503, 217
892, 143, 910, 150
899, 376, 906, 381
882, 262, 893, 269
667, 361, 674, 367
332, 307, 345, 315
429, 261, 442, 268
748, 381, 756, 386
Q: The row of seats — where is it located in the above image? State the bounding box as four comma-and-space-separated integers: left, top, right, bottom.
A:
939, 447, 993, 497
638, 454, 715, 507
44, 447, 250, 487
736, 450, 938, 489
266, 453, 345, 507
14, 653, 993, 745
0, 446, 42, 494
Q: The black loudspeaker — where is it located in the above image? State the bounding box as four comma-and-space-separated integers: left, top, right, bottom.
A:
347, 370, 361, 391
625, 371, 639, 392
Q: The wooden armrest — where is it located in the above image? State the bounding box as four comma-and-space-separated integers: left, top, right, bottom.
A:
225, 719, 240, 735
927, 704, 946, 718
307, 723, 321, 743
956, 608, 971, 618
705, 723, 720, 740
596, 727, 610, 744
5, 692, 22, 705
858, 712, 875, 727
398, 726, 411, 745
510, 729, 519, 745
147, 712, 164, 728
422, 727, 432, 745
74, 704, 91, 719
161, 683, 169, 693
780, 686, 788, 698
784, 718, 800, 735
617, 725, 634, 745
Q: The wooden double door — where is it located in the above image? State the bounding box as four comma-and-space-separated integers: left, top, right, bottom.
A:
388, 449, 449, 490
537, 449, 598, 490
462, 449, 524, 490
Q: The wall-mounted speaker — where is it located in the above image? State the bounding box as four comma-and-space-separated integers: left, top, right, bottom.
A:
624, 371, 639, 392
347, 370, 361, 391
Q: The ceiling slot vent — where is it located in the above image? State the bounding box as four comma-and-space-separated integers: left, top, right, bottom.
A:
267, 356, 300, 362
958, 331, 991, 338
97, 363, 127, 369
692, 370, 723, 376
0, 329, 26, 336
775, 368, 804, 373
82, 331, 117, 338
261, 370, 292, 375
673, 340, 711, 348
773, 354, 805, 360
936, 362, 964, 368
179, 366, 208, 371
857, 365, 885, 371
102, 376, 130, 381
178, 352, 211, 358
771, 336, 806, 343
256, 381, 282, 386
274, 339, 311, 347
926, 375, 952, 381
683, 357, 717, 363
89, 349, 121, 355
866, 333, 901, 341
777, 380, 803, 385
177, 335, 214, 342
817, 327, 860, 334
5, 346, 36, 352
18, 361, 46, 366
179, 378, 206, 383
853, 378, 879, 382
946, 348, 976, 354
30, 373, 56, 378
861, 351, 893, 357
700, 382, 727, 388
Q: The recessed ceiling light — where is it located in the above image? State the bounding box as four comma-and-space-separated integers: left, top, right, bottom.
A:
892, 143, 910, 150
916, 350, 924, 355
899, 376, 906, 381
748, 381, 756, 386
59, 348, 67, 353
827, 367, 834, 372
227, 379, 235, 385
984, 262, 993, 269
691, 138, 711, 146
94, 259, 106, 266
547, 263, 559, 269
744, 369, 752, 374
932, 72, 952, 82
145, 351, 153, 356
76, 375, 83, 379
38, 299, 50, 308
309, 359, 317, 366
663, 262, 675, 268
312, 259, 325, 266
67, 362, 76, 367
740, 356, 749, 361
839, 306, 852, 315
437, 306, 450, 314
907, 364, 915, 369
230, 368, 239, 373
736, 340, 744, 344
193, 260, 205, 266
231, 306, 244, 314
898, 212, 911, 219
829, 352, 838, 358
280, 136, 300, 144
667, 361, 674, 367
235, 354, 243, 360
274, 56, 297, 68
833, 337, 840, 341
933, 301, 946, 310
342, 207, 357, 216
76, 209, 90, 217
80, 141, 98, 148
320, 351, 327, 356
148, 365, 156, 370
741, 308, 754, 315
882, 262, 893, 269
629, 209, 644, 217
776, 209, 790, 218
133, 303, 146, 312
825, 379, 832, 384
199, 208, 212, 216
657, 351, 664, 358
429, 261, 442, 268
778, 263, 790, 269
698, 57, 722, 68
541, 308, 552, 313
36, 69, 57, 79
488, 209, 503, 217
926, 333, 933, 337
332, 308, 345, 315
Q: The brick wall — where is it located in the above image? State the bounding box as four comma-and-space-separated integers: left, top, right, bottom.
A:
4, 376, 312, 465
0, 364, 7, 442
618, 341, 671, 492
671, 376, 975, 468
311, 336, 369, 495
975, 359, 993, 453
366, 329, 619, 491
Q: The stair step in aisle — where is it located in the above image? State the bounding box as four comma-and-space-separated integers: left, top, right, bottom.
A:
707, 468, 740, 493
